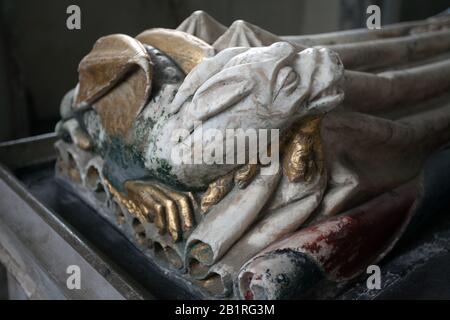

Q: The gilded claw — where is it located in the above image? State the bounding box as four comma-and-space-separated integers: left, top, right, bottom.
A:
155, 184, 195, 231
283, 117, 324, 183
200, 164, 259, 214
124, 181, 195, 242
200, 172, 234, 214
234, 164, 259, 189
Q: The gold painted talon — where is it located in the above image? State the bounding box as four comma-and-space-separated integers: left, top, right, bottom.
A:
200, 172, 234, 214
154, 184, 195, 232
124, 181, 196, 242
107, 179, 196, 242
200, 164, 260, 214
234, 164, 259, 189
105, 180, 150, 225
283, 117, 324, 183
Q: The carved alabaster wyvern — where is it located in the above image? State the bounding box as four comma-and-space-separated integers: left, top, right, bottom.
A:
55, 11, 450, 299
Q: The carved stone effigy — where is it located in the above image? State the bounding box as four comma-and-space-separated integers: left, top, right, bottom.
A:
55, 10, 450, 299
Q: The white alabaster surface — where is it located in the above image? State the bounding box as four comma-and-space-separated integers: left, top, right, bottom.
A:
146, 43, 344, 189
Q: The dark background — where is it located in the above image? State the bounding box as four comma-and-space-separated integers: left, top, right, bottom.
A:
0, 0, 448, 142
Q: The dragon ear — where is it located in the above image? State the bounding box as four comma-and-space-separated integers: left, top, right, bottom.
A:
75, 34, 152, 109
176, 10, 227, 44
213, 20, 297, 52
136, 28, 215, 74
74, 34, 152, 138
